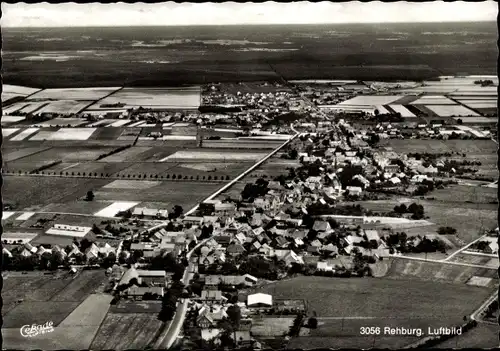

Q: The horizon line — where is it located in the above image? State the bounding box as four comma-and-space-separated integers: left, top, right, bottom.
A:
2, 20, 496, 28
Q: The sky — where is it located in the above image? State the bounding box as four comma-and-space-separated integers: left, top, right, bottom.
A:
1, 1, 497, 27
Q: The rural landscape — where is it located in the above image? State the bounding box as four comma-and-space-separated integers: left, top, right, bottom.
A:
1, 2, 498, 351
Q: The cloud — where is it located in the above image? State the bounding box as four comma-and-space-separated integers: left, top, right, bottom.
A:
1, 1, 497, 27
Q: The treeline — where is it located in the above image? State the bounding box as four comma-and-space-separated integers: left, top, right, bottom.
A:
96, 144, 132, 160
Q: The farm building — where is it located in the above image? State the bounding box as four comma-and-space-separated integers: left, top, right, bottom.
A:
126, 286, 164, 300
136, 270, 167, 286
247, 293, 273, 308
200, 290, 226, 304
132, 207, 168, 218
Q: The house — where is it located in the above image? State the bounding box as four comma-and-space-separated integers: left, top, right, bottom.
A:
247, 293, 273, 308
365, 230, 381, 245
243, 274, 258, 285
24, 242, 37, 254
281, 250, 304, 266
384, 164, 401, 174
322, 243, 339, 256
307, 246, 321, 255
85, 243, 100, 260
346, 186, 363, 196
317, 261, 333, 271
353, 174, 371, 188
126, 286, 164, 300
235, 233, 248, 245
37, 246, 52, 256
312, 220, 331, 233
214, 203, 236, 214
3, 247, 13, 258
259, 243, 275, 256
183, 216, 204, 226
200, 290, 225, 303
68, 244, 82, 257
274, 236, 289, 249
227, 243, 246, 256
20, 248, 33, 257
119, 267, 140, 286
310, 239, 322, 248
197, 313, 217, 329
251, 241, 262, 251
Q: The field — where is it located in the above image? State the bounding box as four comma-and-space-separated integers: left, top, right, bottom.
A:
385, 258, 498, 288
387, 104, 416, 117
38, 128, 97, 141
94, 201, 139, 217
3, 101, 49, 114
27, 87, 121, 100
93, 181, 221, 210
161, 150, 268, 161
2, 176, 110, 210
9, 127, 40, 141
85, 87, 201, 110
409, 96, 455, 105
103, 179, 162, 189
425, 104, 479, 117
3, 232, 38, 244
242, 275, 493, 348
453, 116, 497, 124
90, 312, 163, 349
2, 115, 26, 125
109, 300, 162, 313
12, 146, 117, 162
3, 83, 41, 96
432, 323, 499, 348
251, 316, 295, 337
99, 146, 155, 162
2, 128, 20, 138
31, 118, 89, 127
383, 139, 496, 154
33, 100, 92, 115
335, 95, 404, 106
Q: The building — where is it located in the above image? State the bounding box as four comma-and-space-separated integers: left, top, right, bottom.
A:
247, 293, 273, 308
126, 286, 164, 300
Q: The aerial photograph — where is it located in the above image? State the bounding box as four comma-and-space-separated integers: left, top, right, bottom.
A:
1, 1, 498, 350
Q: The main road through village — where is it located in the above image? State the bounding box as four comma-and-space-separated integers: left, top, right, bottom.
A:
151, 124, 301, 349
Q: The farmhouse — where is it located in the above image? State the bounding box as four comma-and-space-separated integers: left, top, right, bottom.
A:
136, 270, 166, 286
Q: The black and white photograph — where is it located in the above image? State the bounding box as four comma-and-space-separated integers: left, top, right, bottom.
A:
1, 1, 498, 350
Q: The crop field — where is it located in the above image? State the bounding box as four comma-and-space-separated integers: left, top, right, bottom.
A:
4, 301, 80, 328
107, 119, 132, 127
202, 139, 284, 149
425, 104, 480, 117
161, 150, 268, 161
2, 115, 26, 125
50, 270, 108, 302
94, 201, 139, 217
27, 87, 121, 101
103, 180, 162, 189
427, 185, 497, 204
2, 176, 109, 210
2, 232, 38, 244
163, 161, 250, 179
409, 95, 456, 105
9, 127, 40, 141
4, 159, 61, 173
387, 104, 416, 117
251, 316, 295, 337
454, 116, 497, 124
385, 258, 497, 287
48, 162, 132, 177
90, 313, 163, 350
109, 301, 162, 313
34, 100, 92, 115
449, 254, 498, 267
87, 119, 115, 127
87, 127, 126, 140
383, 139, 496, 154
243, 275, 491, 348
457, 100, 497, 109
86, 86, 201, 110
31, 118, 89, 128
16, 146, 116, 163
334, 95, 405, 106
2, 272, 75, 314
220, 81, 291, 94
39, 200, 115, 216
113, 162, 180, 177
93, 181, 221, 209
3, 83, 41, 96
2, 128, 20, 138
3, 101, 48, 114
99, 146, 154, 162
36, 127, 97, 140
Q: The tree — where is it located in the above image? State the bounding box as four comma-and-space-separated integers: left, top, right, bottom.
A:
172, 205, 184, 218
457, 118, 463, 125
85, 190, 95, 201
226, 305, 242, 330
307, 317, 318, 329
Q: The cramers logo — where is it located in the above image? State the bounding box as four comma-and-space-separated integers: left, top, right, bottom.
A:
20, 321, 54, 337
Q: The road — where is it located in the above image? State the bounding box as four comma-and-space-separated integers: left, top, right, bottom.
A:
152, 237, 210, 349
389, 254, 496, 270
443, 234, 489, 261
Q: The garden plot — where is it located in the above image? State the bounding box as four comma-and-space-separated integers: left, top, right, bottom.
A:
425, 104, 479, 117
1, 116, 26, 125
2, 128, 20, 137
34, 100, 91, 115
32, 118, 88, 127
94, 201, 139, 217
27, 87, 121, 101
103, 180, 162, 189
387, 105, 416, 117
87, 87, 201, 110
46, 128, 97, 140
335, 95, 404, 106
161, 150, 267, 161
10, 128, 40, 141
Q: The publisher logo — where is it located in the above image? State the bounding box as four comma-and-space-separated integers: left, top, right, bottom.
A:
20, 321, 54, 337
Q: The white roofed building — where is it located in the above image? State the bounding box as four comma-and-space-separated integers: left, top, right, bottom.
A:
247, 293, 273, 308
